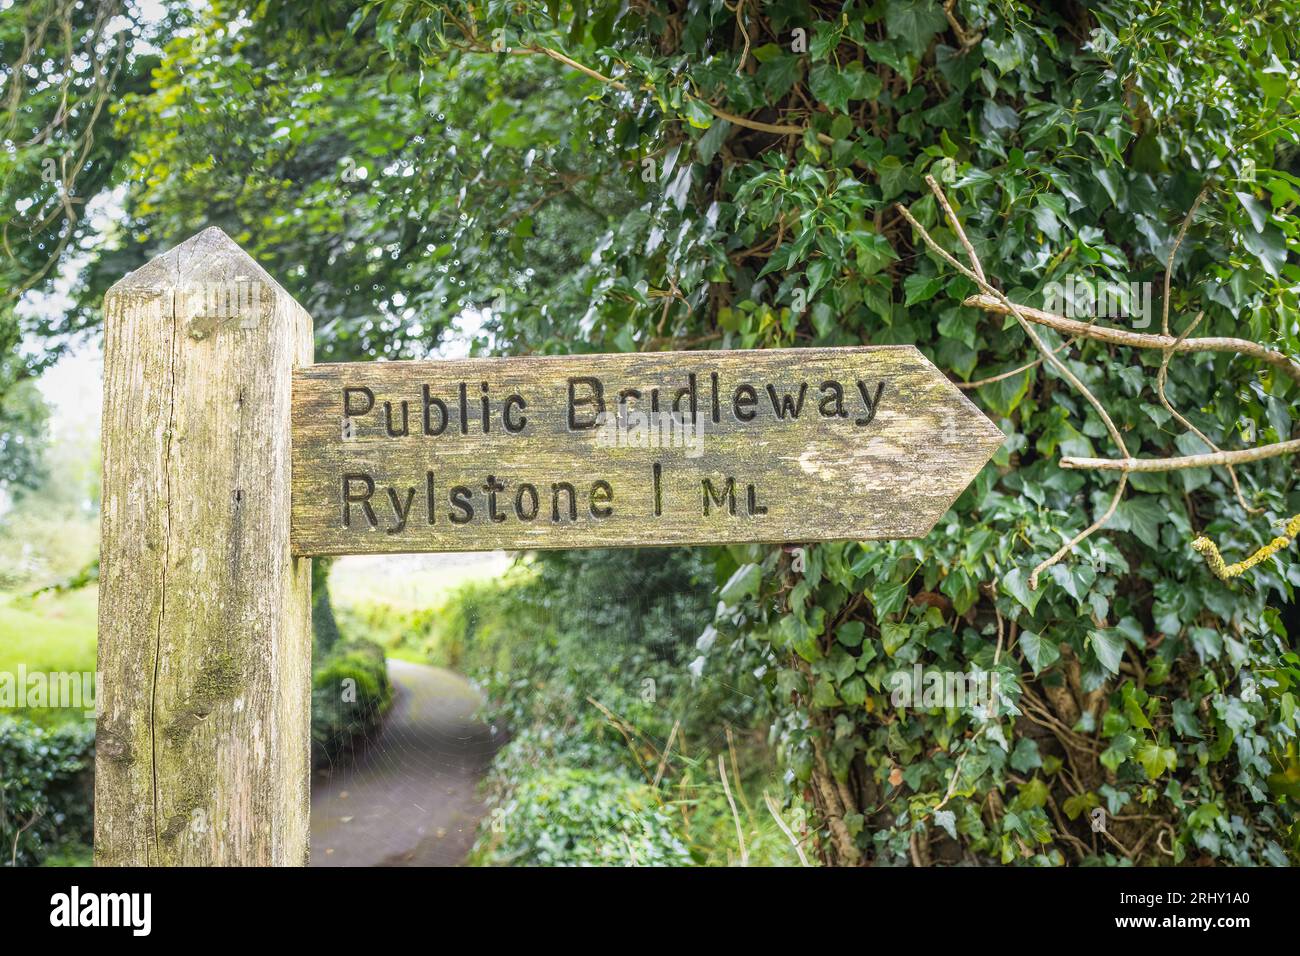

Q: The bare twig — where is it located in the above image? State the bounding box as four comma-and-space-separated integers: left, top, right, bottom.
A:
1032, 477, 1128, 590
725, 725, 753, 816
935, 726, 986, 811
763, 791, 811, 866
731, 0, 751, 74
956, 338, 1075, 390
507, 42, 838, 145
1060, 439, 1300, 472
962, 294, 1300, 387
928, 179, 986, 283
717, 754, 749, 865
943, 0, 984, 50
652, 720, 680, 789
1162, 188, 1207, 336
11, 809, 41, 866
904, 179, 1130, 464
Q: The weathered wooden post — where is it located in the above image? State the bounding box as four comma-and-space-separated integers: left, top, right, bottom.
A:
96, 227, 313, 865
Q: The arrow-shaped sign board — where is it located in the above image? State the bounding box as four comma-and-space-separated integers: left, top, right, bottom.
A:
290, 346, 1004, 555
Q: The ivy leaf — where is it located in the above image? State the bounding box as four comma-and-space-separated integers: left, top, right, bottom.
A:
1018, 777, 1049, 809
1062, 792, 1101, 820
809, 62, 882, 114
809, 64, 852, 114
881, 621, 911, 656
932, 809, 958, 840
1100, 732, 1136, 772
876, 155, 914, 201
836, 621, 866, 648
1135, 740, 1178, 780
1234, 190, 1270, 232
1001, 567, 1044, 614
1189, 626, 1223, 664
1020, 630, 1060, 676
886, 0, 948, 58
1172, 699, 1204, 739
680, 97, 714, 130
759, 56, 801, 100
1010, 737, 1043, 773
1089, 628, 1125, 675
1119, 497, 1164, 542
1240, 223, 1287, 278
871, 581, 909, 621
719, 562, 761, 604
904, 272, 944, 306
696, 118, 730, 164
840, 676, 867, 706
812, 678, 841, 708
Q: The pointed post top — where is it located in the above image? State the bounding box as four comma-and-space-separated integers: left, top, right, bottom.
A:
107, 226, 283, 299
106, 226, 303, 339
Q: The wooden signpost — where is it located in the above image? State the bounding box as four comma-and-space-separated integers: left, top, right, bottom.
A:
292, 350, 1003, 554
96, 229, 1003, 867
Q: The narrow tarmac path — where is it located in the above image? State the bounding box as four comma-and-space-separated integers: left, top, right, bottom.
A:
309, 659, 499, 866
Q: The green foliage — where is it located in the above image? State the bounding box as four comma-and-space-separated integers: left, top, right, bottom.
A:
470, 766, 692, 866
83, 0, 636, 364
311, 638, 394, 766
312, 557, 343, 655
0, 0, 166, 453
0, 380, 48, 495
363, 573, 517, 671
0, 420, 100, 591
0, 715, 94, 867
457, 549, 732, 762
423, 549, 809, 865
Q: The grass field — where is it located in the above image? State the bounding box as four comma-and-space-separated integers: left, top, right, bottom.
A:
328, 551, 515, 611
0, 586, 98, 727
329, 551, 519, 667
0, 554, 512, 727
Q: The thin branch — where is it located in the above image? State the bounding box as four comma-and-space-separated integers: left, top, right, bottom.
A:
928, 180, 986, 283
1155, 187, 1257, 514
956, 338, 1075, 390
963, 294, 1300, 387
725, 725, 753, 816
513, 43, 836, 144
1031, 477, 1127, 590
1162, 187, 1208, 337
707, 104, 833, 144
731, 0, 751, 74
528, 44, 626, 87
763, 792, 811, 866
717, 754, 749, 865
652, 720, 680, 789
1060, 439, 1300, 472
942, 0, 984, 50
904, 177, 1129, 467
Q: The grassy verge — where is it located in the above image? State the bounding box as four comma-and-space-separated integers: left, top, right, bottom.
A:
0, 587, 98, 728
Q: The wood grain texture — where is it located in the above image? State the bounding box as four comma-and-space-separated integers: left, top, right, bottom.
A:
291, 346, 1004, 555
96, 227, 313, 866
